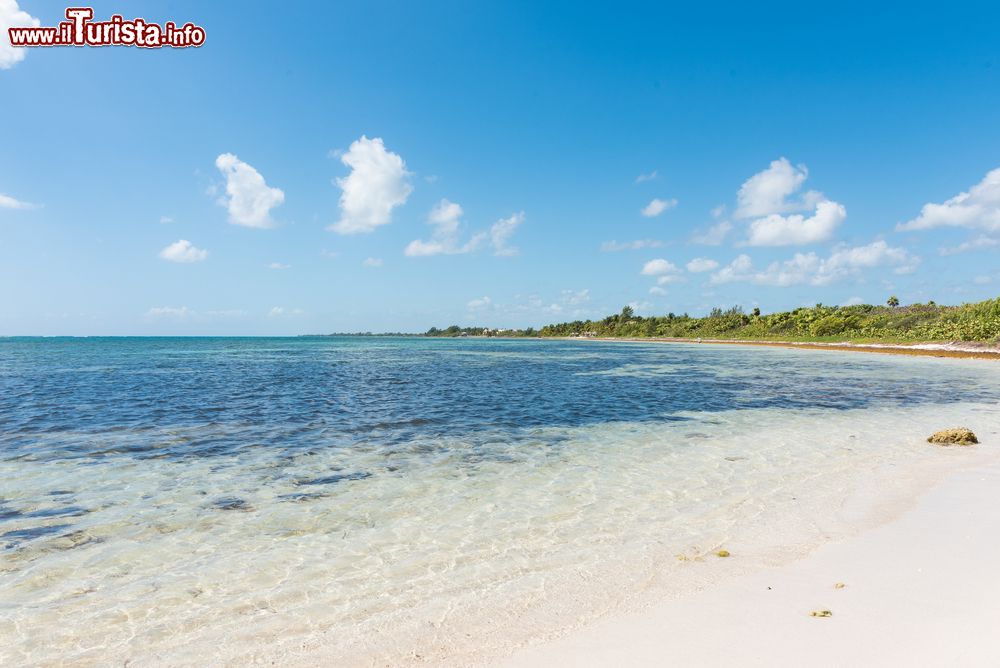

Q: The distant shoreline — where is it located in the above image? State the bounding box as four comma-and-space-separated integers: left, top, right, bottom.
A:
562, 336, 1000, 360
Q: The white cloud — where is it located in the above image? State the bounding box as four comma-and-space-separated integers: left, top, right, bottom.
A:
145, 306, 192, 318
362, 257, 383, 267
735, 157, 821, 218
939, 236, 1000, 256
710, 241, 919, 287
657, 274, 685, 285
0, 193, 37, 209
641, 198, 677, 217
817, 240, 920, 282
640, 258, 680, 276
898, 168, 1000, 232
691, 221, 733, 245
734, 158, 844, 246
159, 239, 208, 263
467, 296, 492, 310
215, 153, 285, 228
600, 239, 665, 252
710, 254, 756, 285
159, 215, 174, 224
562, 289, 590, 305
627, 301, 652, 313
635, 170, 658, 183
320, 249, 340, 259
267, 262, 291, 270
745, 200, 846, 246
686, 257, 719, 273
329, 136, 412, 235
0, 1, 39, 69
405, 198, 486, 257
490, 211, 524, 256
841, 297, 866, 306
649, 286, 669, 296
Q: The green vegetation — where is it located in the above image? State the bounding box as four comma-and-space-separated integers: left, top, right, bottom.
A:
424, 325, 536, 337
533, 298, 1000, 343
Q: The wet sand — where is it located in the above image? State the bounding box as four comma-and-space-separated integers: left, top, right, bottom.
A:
499, 452, 1000, 667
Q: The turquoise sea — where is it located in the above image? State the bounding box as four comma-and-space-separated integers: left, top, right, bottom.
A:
2, 337, 999, 665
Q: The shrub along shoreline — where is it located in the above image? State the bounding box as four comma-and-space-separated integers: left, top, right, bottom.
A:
538, 298, 1000, 343
424, 297, 1000, 344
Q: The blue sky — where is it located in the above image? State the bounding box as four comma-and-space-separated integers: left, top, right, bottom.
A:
1, 1, 999, 335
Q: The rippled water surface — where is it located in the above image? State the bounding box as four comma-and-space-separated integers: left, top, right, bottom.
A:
2, 337, 999, 665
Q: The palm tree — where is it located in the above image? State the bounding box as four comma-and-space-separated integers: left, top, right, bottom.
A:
887, 295, 900, 308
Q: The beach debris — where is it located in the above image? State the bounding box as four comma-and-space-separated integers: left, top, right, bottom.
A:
716, 549, 731, 558
927, 428, 978, 446
834, 582, 846, 589
810, 609, 833, 617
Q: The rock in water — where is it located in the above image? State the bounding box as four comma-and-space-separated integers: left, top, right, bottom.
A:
927, 428, 979, 446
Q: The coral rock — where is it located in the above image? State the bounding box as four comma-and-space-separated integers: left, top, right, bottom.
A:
927, 428, 979, 446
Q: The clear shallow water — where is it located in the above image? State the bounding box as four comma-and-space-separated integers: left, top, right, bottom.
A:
1, 337, 999, 666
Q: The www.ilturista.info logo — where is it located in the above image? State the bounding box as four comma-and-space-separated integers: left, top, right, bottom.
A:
8, 8, 205, 49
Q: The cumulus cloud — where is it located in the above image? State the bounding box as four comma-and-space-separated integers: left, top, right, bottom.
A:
159, 239, 208, 263
686, 258, 719, 273
600, 239, 665, 252
329, 136, 412, 234
735, 158, 822, 218
0, 1, 39, 69
405, 199, 486, 257
0, 192, 37, 210
710, 241, 919, 287
745, 200, 846, 246
215, 153, 285, 228
490, 212, 524, 256
819, 240, 920, 281
641, 198, 677, 217
735, 158, 844, 246
897, 168, 1000, 233
841, 297, 866, 306
362, 257, 383, 267
649, 286, 669, 296
691, 221, 733, 246
640, 258, 680, 276
938, 236, 1000, 256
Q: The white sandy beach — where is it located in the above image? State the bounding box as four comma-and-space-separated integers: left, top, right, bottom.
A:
499, 451, 1000, 668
